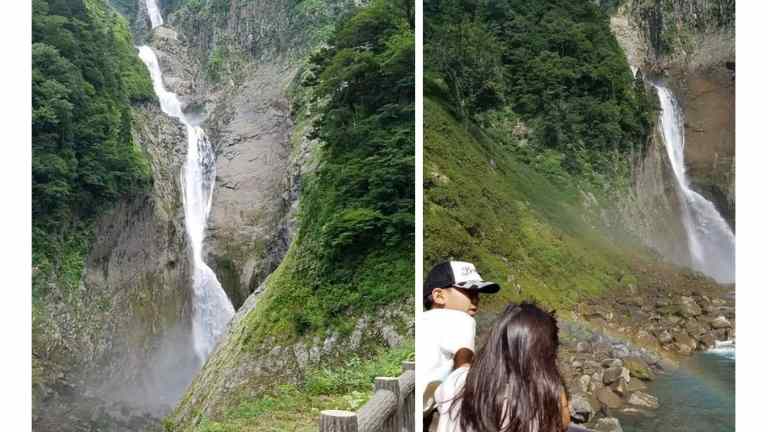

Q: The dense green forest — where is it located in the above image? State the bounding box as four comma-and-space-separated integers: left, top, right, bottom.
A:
32, 0, 154, 299
242, 0, 415, 340
425, 0, 657, 176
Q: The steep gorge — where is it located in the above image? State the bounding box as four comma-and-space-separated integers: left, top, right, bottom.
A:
34, 0, 414, 430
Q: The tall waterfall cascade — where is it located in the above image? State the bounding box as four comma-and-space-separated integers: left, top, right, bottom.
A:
145, 0, 164, 28
138, 1, 234, 364
653, 84, 735, 284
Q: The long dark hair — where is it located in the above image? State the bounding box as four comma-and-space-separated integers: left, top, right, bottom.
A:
455, 302, 566, 432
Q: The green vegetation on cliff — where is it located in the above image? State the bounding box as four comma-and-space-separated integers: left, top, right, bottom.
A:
426, 0, 656, 175
251, 0, 414, 340
182, 343, 413, 432
425, 96, 638, 308
32, 0, 153, 299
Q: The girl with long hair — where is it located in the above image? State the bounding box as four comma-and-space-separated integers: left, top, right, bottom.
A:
434, 302, 571, 432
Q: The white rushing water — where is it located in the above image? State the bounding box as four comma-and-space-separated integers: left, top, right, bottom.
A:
653, 84, 735, 283
708, 339, 735, 360
138, 6, 233, 364
145, 0, 164, 28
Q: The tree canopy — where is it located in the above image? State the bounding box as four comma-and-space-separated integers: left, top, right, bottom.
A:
425, 0, 656, 172
32, 0, 154, 297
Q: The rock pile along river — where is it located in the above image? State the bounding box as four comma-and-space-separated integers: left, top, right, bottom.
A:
138, 0, 234, 365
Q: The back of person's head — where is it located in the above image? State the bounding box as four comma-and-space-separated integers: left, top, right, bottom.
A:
457, 302, 565, 432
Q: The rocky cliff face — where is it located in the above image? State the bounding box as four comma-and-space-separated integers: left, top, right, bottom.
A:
135, 0, 351, 308
33, 100, 195, 430
611, 0, 735, 229
613, 126, 693, 269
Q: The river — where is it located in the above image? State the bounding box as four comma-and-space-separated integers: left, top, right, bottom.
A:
617, 345, 735, 432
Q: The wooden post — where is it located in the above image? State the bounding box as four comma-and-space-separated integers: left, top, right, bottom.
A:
320, 410, 358, 432
376, 377, 401, 432
401, 362, 415, 432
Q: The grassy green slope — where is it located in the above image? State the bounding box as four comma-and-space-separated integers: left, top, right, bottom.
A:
425, 95, 645, 309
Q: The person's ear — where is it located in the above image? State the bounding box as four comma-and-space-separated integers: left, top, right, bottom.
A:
432, 288, 447, 306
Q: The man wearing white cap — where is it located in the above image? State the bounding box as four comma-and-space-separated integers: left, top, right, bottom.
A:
419, 260, 500, 430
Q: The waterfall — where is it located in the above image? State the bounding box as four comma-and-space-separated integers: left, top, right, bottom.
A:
138, 5, 234, 364
145, 0, 164, 28
653, 84, 735, 283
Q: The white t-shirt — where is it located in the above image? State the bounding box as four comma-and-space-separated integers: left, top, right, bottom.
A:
418, 309, 475, 410
435, 366, 469, 432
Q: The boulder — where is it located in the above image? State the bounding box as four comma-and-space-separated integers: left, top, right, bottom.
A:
711, 316, 732, 329
623, 357, 655, 381
676, 296, 703, 317
621, 367, 631, 384
715, 328, 732, 341
636, 329, 657, 346
570, 393, 597, 424
612, 345, 631, 358
625, 377, 647, 392
656, 330, 673, 345
594, 342, 613, 356
596, 387, 624, 409
628, 391, 660, 409
673, 342, 694, 355
685, 320, 706, 337
673, 332, 697, 350
578, 374, 591, 393
613, 379, 628, 397
595, 417, 624, 432
576, 341, 591, 353
584, 360, 602, 371
603, 367, 623, 385
699, 333, 716, 348
602, 358, 622, 368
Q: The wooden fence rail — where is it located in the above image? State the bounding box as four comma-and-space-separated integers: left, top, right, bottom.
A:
320, 361, 415, 432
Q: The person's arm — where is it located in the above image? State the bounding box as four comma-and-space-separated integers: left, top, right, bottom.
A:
453, 347, 474, 369
441, 310, 476, 370
560, 391, 571, 429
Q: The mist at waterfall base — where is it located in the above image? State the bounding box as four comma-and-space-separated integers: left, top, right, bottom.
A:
616, 346, 735, 432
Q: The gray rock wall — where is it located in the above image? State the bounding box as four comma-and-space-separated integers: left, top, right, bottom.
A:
33, 100, 197, 431
614, 127, 693, 269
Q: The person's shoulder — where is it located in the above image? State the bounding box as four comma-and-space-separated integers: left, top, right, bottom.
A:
423, 308, 475, 323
